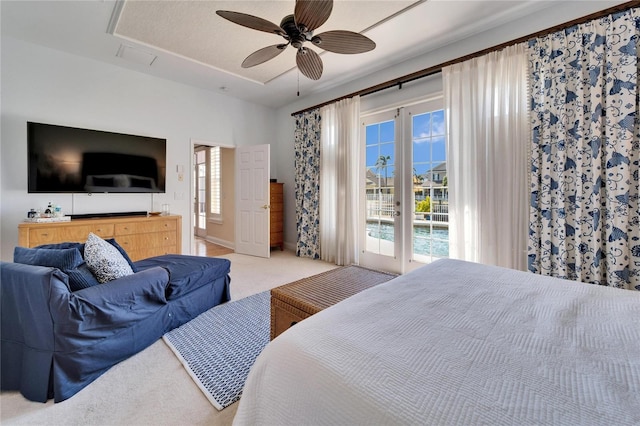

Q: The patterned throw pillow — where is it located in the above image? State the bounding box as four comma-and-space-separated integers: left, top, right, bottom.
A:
84, 233, 134, 283
105, 239, 138, 272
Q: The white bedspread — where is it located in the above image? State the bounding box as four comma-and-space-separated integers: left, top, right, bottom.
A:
234, 259, 640, 425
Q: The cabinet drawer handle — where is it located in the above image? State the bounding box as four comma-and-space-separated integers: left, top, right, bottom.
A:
41, 233, 49, 237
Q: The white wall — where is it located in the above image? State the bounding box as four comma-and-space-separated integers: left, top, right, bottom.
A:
0, 37, 277, 260
274, 1, 623, 250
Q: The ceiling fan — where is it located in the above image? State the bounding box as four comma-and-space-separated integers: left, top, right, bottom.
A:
216, 0, 376, 80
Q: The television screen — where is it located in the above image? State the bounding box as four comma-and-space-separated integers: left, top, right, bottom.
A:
27, 122, 166, 193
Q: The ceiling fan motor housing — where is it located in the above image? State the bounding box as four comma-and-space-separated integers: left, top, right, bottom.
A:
280, 14, 312, 49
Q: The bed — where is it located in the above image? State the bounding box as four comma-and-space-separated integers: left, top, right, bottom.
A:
234, 259, 640, 425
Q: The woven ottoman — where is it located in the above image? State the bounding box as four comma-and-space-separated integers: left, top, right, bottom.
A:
270, 265, 397, 340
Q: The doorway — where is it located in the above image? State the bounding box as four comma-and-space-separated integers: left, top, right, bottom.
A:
191, 142, 236, 250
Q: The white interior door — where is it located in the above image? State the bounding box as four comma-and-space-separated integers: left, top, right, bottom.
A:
235, 144, 271, 258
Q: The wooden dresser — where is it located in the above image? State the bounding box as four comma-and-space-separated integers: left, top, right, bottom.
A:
18, 215, 182, 261
270, 182, 284, 251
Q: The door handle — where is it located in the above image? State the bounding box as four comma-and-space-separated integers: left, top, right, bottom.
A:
394, 211, 401, 216
262, 205, 270, 210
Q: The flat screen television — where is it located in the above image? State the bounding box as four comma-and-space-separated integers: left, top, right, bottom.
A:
27, 122, 166, 193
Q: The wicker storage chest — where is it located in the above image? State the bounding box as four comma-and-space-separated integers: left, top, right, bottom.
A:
270, 265, 397, 340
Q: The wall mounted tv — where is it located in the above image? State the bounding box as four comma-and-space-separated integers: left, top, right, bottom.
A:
27, 122, 166, 193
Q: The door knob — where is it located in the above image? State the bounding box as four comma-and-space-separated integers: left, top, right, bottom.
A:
262, 205, 270, 209
394, 211, 401, 216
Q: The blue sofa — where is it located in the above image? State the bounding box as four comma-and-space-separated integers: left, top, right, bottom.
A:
1, 247, 231, 403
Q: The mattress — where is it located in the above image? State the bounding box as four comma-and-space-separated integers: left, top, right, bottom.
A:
234, 259, 640, 425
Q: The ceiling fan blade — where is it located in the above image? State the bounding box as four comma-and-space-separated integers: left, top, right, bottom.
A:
312, 30, 376, 54
216, 10, 284, 36
242, 44, 288, 68
296, 47, 323, 80
294, 0, 333, 31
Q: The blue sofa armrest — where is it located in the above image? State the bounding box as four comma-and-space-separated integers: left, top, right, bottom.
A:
56, 267, 170, 341
1, 261, 69, 402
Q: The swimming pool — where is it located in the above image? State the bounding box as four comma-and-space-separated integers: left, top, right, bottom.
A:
367, 222, 449, 257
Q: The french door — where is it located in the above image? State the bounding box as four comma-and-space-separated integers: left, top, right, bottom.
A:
193, 148, 207, 237
359, 98, 448, 274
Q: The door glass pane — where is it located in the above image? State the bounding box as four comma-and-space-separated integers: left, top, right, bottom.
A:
197, 162, 206, 230
412, 110, 449, 262
364, 120, 395, 257
194, 150, 207, 233
209, 147, 221, 215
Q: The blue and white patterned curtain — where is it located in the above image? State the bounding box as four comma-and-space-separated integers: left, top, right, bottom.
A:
294, 109, 321, 259
528, 8, 640, 290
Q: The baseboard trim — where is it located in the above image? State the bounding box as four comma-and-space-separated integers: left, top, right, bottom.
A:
203, 236, 234, 250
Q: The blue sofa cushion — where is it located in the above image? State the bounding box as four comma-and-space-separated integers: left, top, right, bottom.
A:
14, 247, 98, 292
135, 254, 231, 300
84, 233, 133, 284
36, 239, 138, 273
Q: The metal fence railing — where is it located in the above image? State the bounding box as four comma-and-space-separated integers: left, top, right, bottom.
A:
366, 193, 395, 218
366, 193, 449, 222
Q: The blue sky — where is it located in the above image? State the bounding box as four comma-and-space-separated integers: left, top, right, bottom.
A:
366, 110, 446, 177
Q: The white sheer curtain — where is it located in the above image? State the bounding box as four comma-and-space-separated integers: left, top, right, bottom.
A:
443, 43, 529, 270
319, 96, 360, 265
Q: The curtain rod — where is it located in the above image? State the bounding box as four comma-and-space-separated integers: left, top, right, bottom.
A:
292, 1, 640, 117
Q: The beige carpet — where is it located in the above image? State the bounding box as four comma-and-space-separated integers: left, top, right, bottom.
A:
0, 250, 337, 426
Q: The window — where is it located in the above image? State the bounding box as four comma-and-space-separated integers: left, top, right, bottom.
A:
209, 146, 221, 218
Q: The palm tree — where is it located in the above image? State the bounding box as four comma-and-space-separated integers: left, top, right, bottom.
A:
375, 155, 391, 192
413, 167, 424, 184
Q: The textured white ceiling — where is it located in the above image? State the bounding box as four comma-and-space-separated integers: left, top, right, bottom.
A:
112, 1, 416, 84
1, 1, 630, 108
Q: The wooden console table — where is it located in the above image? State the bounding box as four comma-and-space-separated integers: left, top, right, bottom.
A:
18, 215, 182, 261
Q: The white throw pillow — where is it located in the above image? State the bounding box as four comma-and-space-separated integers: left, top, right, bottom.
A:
84, 232, 134, 283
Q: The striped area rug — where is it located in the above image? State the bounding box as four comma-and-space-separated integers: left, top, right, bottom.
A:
163, 291, 270, 410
